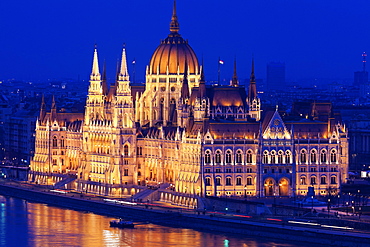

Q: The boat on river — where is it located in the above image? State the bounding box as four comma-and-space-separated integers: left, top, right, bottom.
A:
110, 219, 135, 228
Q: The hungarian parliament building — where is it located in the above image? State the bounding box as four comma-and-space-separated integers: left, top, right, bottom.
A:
30, 2, 348, 205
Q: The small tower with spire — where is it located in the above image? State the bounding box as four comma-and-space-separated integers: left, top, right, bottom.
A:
247, 58, 261, 121
114, 44, 135, 128
194, 63, 209, 123
85, 45, 104, 123
170, 0, 180, 34
50, 95, 57, 121
39, 94, 46, 122
230, 59, 239, 87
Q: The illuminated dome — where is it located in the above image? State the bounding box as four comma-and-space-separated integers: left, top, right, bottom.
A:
149, 1, 199, 75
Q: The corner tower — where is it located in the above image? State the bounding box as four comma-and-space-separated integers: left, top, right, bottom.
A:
139, 0, 201, 127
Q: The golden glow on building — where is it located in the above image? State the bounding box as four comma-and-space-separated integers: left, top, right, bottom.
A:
30, 1, 348, 207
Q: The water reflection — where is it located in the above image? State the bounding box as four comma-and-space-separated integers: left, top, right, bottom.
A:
0, 197, 315, 247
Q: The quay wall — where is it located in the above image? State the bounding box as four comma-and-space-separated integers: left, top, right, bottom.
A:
0, 183, 368, 247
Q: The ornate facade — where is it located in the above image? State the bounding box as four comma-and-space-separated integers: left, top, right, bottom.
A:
30, 2, 348, 200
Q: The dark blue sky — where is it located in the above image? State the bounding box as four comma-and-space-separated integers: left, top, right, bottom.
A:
1, 0, 370, 85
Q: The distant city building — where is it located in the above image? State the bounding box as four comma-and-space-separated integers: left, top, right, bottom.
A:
340, 107, 370, 172
30, 2, 348, 206
354, 71, 368, 87
4, 109, 37, 166
354, 52, 369, 98
266, 62, 285, 91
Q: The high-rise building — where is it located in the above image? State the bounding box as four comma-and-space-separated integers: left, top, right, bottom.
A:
30, 1, 348, 207
266, 62, 285, 91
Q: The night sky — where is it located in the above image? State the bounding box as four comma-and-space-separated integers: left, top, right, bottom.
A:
1, 0, 370, 85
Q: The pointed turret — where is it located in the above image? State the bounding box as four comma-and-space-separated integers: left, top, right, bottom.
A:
247, 57, 261, 121
170, 0, 180, 34
181, 59, 190, 100
199, 64, 206, 98
39, 94, 46, 121
51, 95, 57, 120
118, 44, 129, 81
90, 45, 101, 81
247, 58, 257, 103
102, 60, 109, 95
231, 58, 238, 87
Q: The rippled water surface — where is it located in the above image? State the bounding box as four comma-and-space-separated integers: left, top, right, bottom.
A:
0, 197, 318, 247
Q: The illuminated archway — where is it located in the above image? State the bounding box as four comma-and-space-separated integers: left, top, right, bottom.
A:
264, 178, 275, 196
279, 178, 290, 196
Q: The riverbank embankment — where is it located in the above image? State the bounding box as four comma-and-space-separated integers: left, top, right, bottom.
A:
0, 180, 369, 247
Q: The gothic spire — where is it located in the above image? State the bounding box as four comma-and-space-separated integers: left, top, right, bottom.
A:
231, 58, 238, 87
119, 44, 129, 81
250, 57, 256, 82
102, 60, 109, 95
199, 61, 206, 98
181, 59, 190, 100
170, 0, 180, 33
248, 58, 257, 103
90, 45, 101, 81
51, 95, 57, 120
39, 94, 46, 121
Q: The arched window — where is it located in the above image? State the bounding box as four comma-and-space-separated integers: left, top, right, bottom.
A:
247, 177, 253, 185
300, 176, 306, 185
310, 150, 317, 163
205, 177, 211, 186
300, 150, 307, 163
285, 151, 291, 164
236, 150, 243, 163
215, 177, 221, 185
124, 145, 129, 156
205, 151, 211, 164
263, 151, 269, 164
310, 176, 316, 185
226, 177, 232, 185
278, 150, 283, 164
246, 150, 253, 164
320, 150, 327, 163
330, 176, 337, 184
225, 150, 232, 164
60, 136, 65, 148
320, 176, 327, 184
236, 177, 242, 185
215, 150, 221, 163
330, 149, 337, 163
270, 151, 276, 164
52, 136, 58, 147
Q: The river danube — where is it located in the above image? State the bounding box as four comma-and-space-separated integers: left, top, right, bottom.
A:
0, 196, 318, 247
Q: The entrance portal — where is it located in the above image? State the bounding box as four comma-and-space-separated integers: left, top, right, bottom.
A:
264, 178, 275, 196
279, 178, 289, 196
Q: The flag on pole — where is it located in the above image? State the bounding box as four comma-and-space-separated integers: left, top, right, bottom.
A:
219, 59, 224, 65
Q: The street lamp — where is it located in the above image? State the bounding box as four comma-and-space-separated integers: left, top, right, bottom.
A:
244, 185, 247, 199
274, 193, 277, 215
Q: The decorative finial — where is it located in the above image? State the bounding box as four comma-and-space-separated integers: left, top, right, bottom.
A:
170, 0, 180, 33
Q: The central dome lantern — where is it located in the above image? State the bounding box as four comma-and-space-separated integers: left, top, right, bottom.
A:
149, 0, 199, 75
